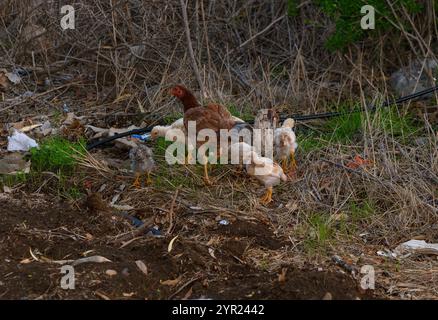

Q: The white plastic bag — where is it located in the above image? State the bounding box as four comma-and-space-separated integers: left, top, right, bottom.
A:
7, 129, 38, 152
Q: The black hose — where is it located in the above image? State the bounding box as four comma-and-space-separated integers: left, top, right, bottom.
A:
86, 85, 438, 150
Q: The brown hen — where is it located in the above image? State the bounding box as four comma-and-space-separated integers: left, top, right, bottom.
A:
170, 85, 237, 184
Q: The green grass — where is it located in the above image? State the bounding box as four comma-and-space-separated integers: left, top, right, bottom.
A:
298, 104, 422, 151
227, 104, 254, 122
162, 112, 183, 125
304, 214, 334, 253
298, 134, 327, 153
62, 186, 83, 200
349, 200, 375, 222
297, 108, 363, 152
0, 172, 28, 189
325, 111, 363, 143
30, 137, 86, 173
372, 106, 422, 140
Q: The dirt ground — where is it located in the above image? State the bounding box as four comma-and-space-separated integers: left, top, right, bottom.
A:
0, 192, 371, 300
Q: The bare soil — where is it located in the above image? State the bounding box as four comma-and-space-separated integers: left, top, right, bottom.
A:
0, 193, 370, 300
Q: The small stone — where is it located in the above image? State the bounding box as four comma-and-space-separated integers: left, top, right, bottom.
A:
105, 269, 117, 277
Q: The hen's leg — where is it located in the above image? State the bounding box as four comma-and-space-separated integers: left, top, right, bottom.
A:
203, 155, 212, 185
132, 173, 141, 189
260, 186, 273, 204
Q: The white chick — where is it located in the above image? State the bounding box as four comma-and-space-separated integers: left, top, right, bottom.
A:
150, 118, 185, 140
150, 118, 194, 164
228, 142, 255, 164
245, 151, 287, 204
274, 118, 298, 175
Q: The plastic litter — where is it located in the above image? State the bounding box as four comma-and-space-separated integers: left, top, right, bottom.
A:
147, 226, 162, 236
219, 219, 229, 226
131, 133, 151, 141
7, 129, 38, 152
394, 239, 438, 256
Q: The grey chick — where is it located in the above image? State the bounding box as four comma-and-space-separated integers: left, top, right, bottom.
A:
129, 144, 155, 188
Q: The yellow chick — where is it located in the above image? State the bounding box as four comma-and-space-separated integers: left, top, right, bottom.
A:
245, 151, 287, 204
274, 118, 298, 175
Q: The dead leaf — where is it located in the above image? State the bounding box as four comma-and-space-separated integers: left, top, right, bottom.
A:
105, 269, 117, 277
182, 287, 193, 300
0, 71, 9, 91
278, 267, 287, 283
71, 255, 112, 266
168, 235, 178, 253
95, 291, 111, 300
135, 260, 148, 276
5, 72, 21, 84
346, 155, 372, 169
20, 258, 32, 264
22, 23, 46, 42
160, 275, 182, 286
208, 248, 216, 259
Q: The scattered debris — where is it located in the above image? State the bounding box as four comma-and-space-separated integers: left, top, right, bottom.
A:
377, 250, 398, 259
135, 260, 148, 276
278, 268, 287, 283
208, 248, 216, 259
219, 219, 229, 226
332, 255, 357, 275
71, 255, 112, 266
4, 71, 21, 84
160, 275, 182, 286
86, 124, 141, 148
346, 155, 372, 169
105, 269, 118, 277
394, 240, 438, 256
391, 59, 438, 99
39, 120, 53, 136
168, 235, 179, 253
322, 292, 333, 300
131, 133, 151, 141
0, 152, 30, 174
119, 212, 143, 227
147, 226, 162, 237
0, 70, 9, 91
7, 129, 38, 151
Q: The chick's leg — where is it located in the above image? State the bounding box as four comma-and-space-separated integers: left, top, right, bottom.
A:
280, 156, 288, 172
132, 173, 141, 189
287, 150, 297, 176
145, 172, 152, 185
260, 186, 273, 204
